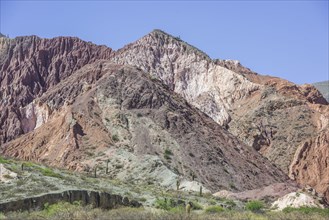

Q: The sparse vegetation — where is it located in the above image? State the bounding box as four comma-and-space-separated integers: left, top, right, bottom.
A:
155, 198, 175, 210
229, 183, 237, 190
164, 148, 173, 160
1, 155, 329, 220
205, 205, 225, 213
3, 205, 329, 220
191, 201, 203, 210
283, 206, 329, 215
0, 156, 10, 164
35, 167, 63, 179
112, 134, 119, 142
245, 200, 264, 212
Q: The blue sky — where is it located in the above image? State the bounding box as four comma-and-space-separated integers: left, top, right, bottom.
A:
1, 1, 328, 84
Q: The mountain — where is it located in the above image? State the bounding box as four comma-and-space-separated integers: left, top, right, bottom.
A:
110, 30, 329, 200
313, 81, 329, 102
1, 60, 289, 192
0, 30, 328, 201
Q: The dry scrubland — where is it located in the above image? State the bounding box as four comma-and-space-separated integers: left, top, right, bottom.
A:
1, 202, 329, 220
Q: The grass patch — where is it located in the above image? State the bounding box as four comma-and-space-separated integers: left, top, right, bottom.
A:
245, 200, 264, 212
283, 206, 329, 215
41, 168, 62, 178
155, 198, 173, 211
0, 156, 10, 164
2, 204, 329, 220
205, 205, 225, 213
191, 201, 203, 210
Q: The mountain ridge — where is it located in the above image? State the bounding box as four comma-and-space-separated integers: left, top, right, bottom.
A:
0, 30, 328, 201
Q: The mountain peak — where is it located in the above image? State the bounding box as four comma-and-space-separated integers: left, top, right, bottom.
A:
143, 29, 210, 59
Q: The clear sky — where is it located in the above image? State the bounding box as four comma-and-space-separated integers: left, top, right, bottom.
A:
1, 0, 328, 84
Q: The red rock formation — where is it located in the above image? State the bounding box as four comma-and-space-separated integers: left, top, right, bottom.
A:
0, 36, 112, 143
289, 130, 329, 202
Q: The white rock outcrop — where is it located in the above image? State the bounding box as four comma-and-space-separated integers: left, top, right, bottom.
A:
271, 192, 324, 210
20, 102, 51, 133
0, 164, 17, 183
112, 30, 260, 126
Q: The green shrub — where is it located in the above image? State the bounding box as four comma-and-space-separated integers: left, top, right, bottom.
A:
229, 183, 237, 190
37, 167, 62, 179
168, 207, 184, 213
191, 201, 203, 210
224, 199, 236, 209
155, 198, 172, 210
0, 156, 10, 164
2, 174, 13, 179
164, 154, 171, 160
43, 202, 74, 216
23, 161, 36, 168
154, 198, 185, 211
0, 212, 5, 220
112, 134, 119, 142
139, 197, 147, 202
205, 205, 224, 213
164, 149, 173, 160
245, 200, 264, 212
164, 149, 173, 155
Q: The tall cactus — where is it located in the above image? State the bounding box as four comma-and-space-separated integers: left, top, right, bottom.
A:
176, 179, 180, 191
106, 159, 110, 174
94, 165, 97, 178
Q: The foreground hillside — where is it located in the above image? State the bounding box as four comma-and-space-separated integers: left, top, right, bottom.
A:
0, 156, 328, 219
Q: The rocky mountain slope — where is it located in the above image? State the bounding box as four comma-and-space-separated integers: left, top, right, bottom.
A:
0, 35, 112, 144
1, 61, 289, 193
0, 31, 328, 201
109, 30, 329, 201
313, 80, 329, 102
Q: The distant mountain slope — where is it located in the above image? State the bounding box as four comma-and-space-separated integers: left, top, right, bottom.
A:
313, 80, 329, 102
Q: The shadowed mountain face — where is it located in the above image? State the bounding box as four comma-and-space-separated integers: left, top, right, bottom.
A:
0, 30, 328, 200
